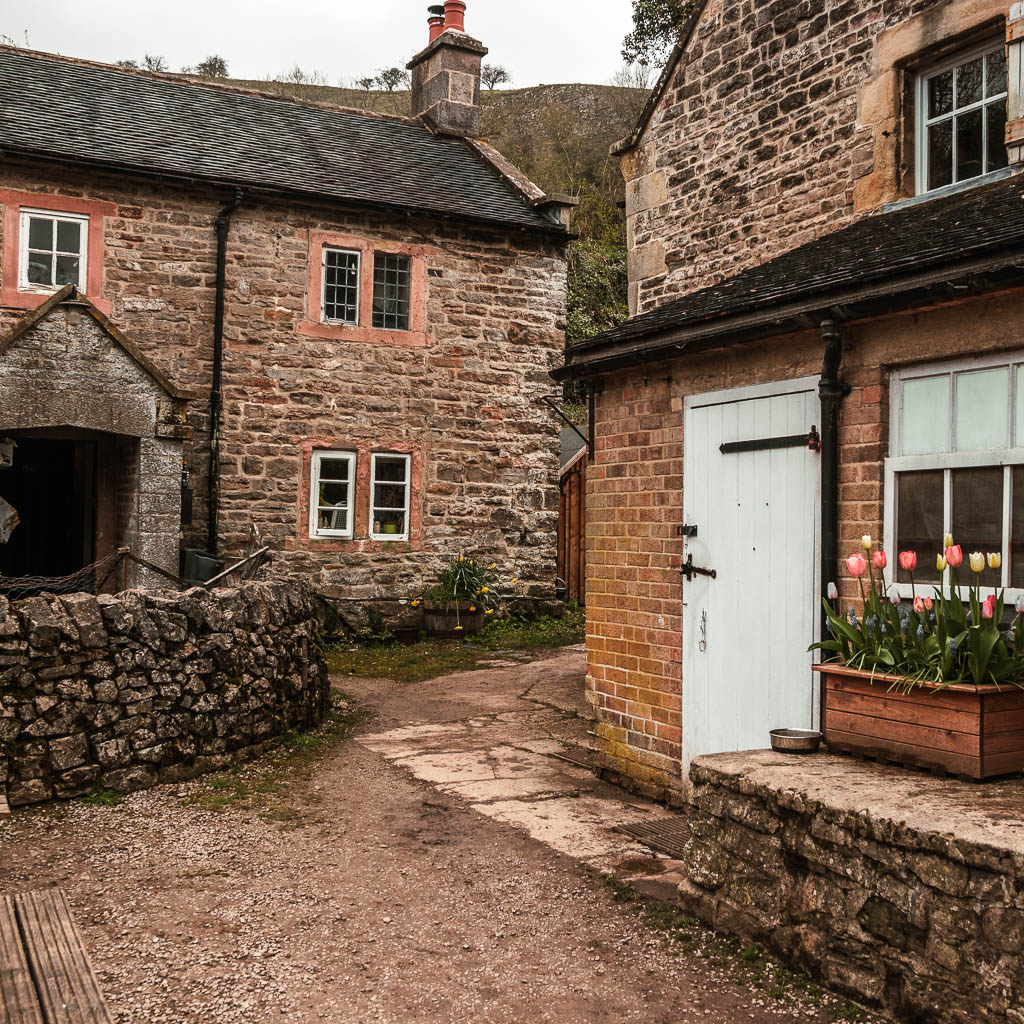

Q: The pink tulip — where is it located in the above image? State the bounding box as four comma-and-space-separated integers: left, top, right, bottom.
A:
913, 596, 926, 613
899, 551, 917, 571
846, 554, 867, 578
982, 595, 996, 620
873, 551, 887, 570
945, 545, 963, 568
827, 582, 838, 600
924, 597, 933, 611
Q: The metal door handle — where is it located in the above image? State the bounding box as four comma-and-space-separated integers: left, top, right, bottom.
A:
681, 554, 717, 581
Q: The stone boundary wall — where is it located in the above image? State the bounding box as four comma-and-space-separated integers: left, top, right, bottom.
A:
0, 582, 330, 806
680, 753, 1024, 1024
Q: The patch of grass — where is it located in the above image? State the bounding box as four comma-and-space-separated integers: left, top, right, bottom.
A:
187, 695, 370, 819
80, 786, 122, 807
326, 605, 585, 683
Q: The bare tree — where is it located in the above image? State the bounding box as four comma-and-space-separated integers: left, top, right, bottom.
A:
376, 67, 410, 92
357, 76, 377, 92
143, 54, 168, 72
481, 64, 511, 90
196, 54, 229, 78
280, 65, 328, 86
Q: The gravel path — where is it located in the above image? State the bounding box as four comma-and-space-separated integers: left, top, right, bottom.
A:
0, 650, 874, 1023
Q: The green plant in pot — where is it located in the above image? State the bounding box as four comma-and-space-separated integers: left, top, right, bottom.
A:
419, 554, 509, 637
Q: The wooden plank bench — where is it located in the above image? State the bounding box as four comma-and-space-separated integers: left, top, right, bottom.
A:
0, 890, 112, 1024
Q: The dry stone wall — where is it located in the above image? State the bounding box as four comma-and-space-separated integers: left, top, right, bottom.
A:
0, 581, 329, 806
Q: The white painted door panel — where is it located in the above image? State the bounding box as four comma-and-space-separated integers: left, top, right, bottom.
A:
682, 382, 820, 775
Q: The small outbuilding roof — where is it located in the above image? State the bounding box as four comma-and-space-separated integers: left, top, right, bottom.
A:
0, 46, 563, 235
555, 173, 1024, 380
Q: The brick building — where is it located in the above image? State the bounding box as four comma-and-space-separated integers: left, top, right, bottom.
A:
0, 2, 572, 607
555, 0, 1024, 799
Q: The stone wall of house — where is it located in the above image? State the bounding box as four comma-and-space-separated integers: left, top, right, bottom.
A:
622, 0, 1006, 314
0, 581, 329, 806
0, 158, 567, 603
680, 752, 1024, 1023
584, 288, 1024, 796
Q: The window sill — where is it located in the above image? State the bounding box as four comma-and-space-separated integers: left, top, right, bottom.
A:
883, 166, 1021, 213
296, 320, 430, 348
1, 286, 113, 316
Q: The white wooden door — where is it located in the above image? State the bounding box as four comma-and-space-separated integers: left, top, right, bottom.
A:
682, 378, 821, 775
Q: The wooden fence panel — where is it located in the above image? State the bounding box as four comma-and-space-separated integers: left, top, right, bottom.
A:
557, 454, 586, 604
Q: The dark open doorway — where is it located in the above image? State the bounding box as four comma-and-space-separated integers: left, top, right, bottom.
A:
0, 437, 96, 579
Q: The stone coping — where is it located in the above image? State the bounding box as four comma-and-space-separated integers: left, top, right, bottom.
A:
692, 750, 1024, 866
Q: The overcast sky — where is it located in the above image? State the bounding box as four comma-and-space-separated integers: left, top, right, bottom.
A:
3, 0, 636, 87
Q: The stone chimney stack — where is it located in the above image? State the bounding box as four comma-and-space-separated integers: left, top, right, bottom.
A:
407, 1, 488, 138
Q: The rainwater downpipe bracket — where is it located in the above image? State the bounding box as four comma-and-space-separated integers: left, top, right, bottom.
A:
207, 188, 245, 556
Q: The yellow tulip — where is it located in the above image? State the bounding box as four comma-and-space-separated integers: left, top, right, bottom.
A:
944, 533, 954, 549
485, 609, 494, 615
988, 552, 1002, 570
455, 625, 463, 631
861, 535, 872, 551
936, 553, 947, 572
969, 551, 986, 574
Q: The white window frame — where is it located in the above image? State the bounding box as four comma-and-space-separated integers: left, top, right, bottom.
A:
884, 350, 1024, 600
309, 450, 357, 540
18, 208, 89, 293
915, 38, 1009, 197
369, 452, 411, 541
321, 247, 361, 326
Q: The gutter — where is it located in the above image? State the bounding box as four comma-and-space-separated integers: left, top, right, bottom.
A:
207, 188, 245, 556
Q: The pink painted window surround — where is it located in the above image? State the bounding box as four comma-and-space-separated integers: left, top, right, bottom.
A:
297, 232, 431, 347
0, 189, 116, 315
297, 439, 424, 552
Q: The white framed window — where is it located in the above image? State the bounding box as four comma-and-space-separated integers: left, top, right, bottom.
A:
309, 451, 357, 539
884, 351, 1024, 598
369, 453, 411, 541
19, 208, 88, 291
916, 40, 1008, 195
321, 247, 361, 324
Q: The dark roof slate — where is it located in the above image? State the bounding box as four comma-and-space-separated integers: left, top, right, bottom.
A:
0, 47, 558, 233
569, 173, 1024, 360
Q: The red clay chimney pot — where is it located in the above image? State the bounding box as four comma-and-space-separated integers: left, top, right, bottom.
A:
428, 11, 446, 43
443, 0, 466, 33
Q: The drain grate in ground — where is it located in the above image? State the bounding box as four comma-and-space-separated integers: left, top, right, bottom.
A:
615, 816, 692, 860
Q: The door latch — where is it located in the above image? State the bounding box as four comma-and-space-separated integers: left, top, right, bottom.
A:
681, 554, 717, 581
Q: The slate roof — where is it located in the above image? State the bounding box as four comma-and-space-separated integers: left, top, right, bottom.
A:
558, 173, 1024, 378
0, 47, 560, 234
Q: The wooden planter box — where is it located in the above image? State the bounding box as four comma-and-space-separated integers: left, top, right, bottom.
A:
423, 602, 485, 639
815, 664, 1024, 780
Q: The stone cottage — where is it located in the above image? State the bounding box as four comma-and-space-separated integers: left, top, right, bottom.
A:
0, 1, 571, 607
555, 0, 1024, 800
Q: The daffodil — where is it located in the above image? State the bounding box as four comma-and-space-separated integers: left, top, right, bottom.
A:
485, 609, 494, 615
511, 578, 518, 584
480, 586, 489, 594
469, 606, 477, 612
455, 625, 463, 631
411, 600, 420, 607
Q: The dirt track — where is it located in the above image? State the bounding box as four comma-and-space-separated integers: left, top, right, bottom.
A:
0, 649, 868, 1023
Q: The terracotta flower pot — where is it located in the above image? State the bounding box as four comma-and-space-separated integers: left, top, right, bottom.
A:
814, 663, 1024, 780
423, 600, 486, 638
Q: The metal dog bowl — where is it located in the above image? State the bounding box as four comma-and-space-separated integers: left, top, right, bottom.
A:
770, 728, 822, 754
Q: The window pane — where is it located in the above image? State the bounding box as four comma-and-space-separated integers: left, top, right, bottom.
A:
373, 510, 407, 535
374, 456, 407, 483
929, 68, 954, 117
902, 376, 950, 455
318, 457, 350, 482
27, 217, 51, 250
1011, 466, 1024, 588
951, 467, 1003, 562
54, 254, 80, 286
1016, 367, 1024, 448
987, 99, 1008, 173
957, 57, 984, 106
26, 253, 52, 285
317, 481, 349, 507
55, 220, 81, 253
955, 107, 984, 182
374, 483, 407, 509
323, 249, 359, 324
896, 471, 944, 584
987, 48, 1007, 97
955, 367, 1009, 451
928, 121, 953, 190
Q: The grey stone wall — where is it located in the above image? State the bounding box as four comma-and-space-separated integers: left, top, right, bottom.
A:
0, 581, 330, 807
679, 752, 1024, 1023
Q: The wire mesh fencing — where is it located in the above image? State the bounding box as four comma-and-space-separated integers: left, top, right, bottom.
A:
0, 548, 129, 601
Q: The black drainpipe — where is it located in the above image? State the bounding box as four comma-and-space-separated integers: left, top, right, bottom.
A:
207, 188, 245, 556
